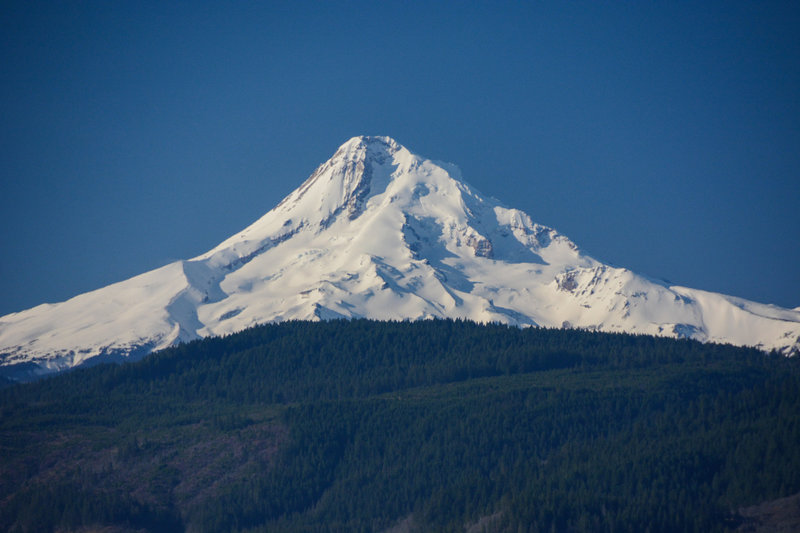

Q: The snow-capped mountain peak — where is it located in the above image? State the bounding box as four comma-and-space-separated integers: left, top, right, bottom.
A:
279, 135, 401, 220
1, 136, 798, 380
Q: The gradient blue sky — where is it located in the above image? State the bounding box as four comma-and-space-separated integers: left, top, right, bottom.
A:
1, 1, 798, 316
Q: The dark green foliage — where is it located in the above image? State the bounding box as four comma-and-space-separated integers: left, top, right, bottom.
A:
1, 319, 798, 532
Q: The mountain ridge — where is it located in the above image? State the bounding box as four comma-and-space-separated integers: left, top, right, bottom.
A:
1, 135, 798, 380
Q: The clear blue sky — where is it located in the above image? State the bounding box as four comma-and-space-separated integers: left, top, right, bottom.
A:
1, 1, 798, 316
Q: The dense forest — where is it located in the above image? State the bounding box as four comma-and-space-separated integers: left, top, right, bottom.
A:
1, 319, 799, 532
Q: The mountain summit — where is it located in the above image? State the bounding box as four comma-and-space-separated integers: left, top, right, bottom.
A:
2, 136, 798, 380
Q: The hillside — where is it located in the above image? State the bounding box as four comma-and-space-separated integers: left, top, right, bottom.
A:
1, 320, 799, 532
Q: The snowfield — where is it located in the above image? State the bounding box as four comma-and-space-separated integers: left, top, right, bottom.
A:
1, 136, 798, 380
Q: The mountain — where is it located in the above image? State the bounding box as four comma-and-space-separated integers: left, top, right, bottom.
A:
1, 136, 798, 380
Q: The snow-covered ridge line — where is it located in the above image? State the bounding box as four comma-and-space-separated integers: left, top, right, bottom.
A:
1, 135, 798, 381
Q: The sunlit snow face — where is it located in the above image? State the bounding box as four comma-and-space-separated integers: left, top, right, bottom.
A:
2, 136, 799, 381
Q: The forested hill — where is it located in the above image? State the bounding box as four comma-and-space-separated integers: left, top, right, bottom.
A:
2, 320, 799, 532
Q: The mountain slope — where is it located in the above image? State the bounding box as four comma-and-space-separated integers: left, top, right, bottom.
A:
1, 136, 798, 379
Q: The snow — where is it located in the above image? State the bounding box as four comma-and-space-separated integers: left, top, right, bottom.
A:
1, 135, 799, 379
